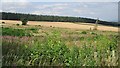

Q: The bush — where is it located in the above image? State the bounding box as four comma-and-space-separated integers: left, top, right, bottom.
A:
50, 25, 52, 27
21, 18, 28, 25
81, 31, 87, 34
93, 28, 97, 30
90, 32, 97, 35
38, 25, 42, 27
16, 24, 20, 26
2, 22, 5, 24
2, 27, 32, 36
29, 28, 38, 33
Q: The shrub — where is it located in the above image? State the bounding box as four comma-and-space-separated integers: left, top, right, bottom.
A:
81, 31, 87, 34
93, 28, 97, 30
29, 28, 38, 33
90, 32, 97, 35
50, 25, 52, 27
16, 24, 20, 26
2, 27, 32, 36
2, 22, 5, 24
21, 18, 28, 25
90, 27, 92, 30
38, 25, 42, 27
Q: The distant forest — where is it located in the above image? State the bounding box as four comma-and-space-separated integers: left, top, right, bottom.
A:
1, 12, 119, 27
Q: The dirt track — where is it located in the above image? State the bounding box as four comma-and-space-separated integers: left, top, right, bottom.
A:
0, 20, 118, 32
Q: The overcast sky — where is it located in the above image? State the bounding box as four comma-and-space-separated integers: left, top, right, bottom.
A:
1, 1, 119, 22
1, 0, 120, 2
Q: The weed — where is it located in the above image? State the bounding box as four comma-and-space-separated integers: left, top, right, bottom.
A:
2, 27, 32, 36
81, 31, 87, 34
2, 27, 118, 66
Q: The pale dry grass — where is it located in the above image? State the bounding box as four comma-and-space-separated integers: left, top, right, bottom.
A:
0, 20, 118, 32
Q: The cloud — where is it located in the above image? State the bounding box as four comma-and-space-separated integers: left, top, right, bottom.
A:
83, 4, 88, 8
32, 10, 61, 15
2, 2, 32, 12
73, 9, 82, 13
1, 2, 118, 22
89, 12, 95, 15
36, 3, 69, 10
0, 10, 2, 12
2, 0, 28, 2
2, 2, 31, 7
31, 3, 69, 15
6, 10, 16, 13
2, 0, 119, 2
32, 11, 61, 15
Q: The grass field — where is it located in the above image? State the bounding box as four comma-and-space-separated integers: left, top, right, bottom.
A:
1, 20, 119, 66
1, 20, 118, 32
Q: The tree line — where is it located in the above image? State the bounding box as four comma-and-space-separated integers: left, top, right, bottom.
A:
1, 12, 119, 27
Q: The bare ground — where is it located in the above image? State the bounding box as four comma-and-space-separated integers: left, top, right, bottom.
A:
0, 20, 118, 32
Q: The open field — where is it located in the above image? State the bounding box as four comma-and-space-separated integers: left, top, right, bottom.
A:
1, 20, 119, 66
0, 20, 118, 32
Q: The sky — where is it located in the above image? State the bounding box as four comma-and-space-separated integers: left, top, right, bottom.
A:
1, 0, 120, 2
1, 0, 119, 22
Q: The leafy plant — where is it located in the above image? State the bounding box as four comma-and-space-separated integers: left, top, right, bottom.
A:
81, 31, 87, 34
2, 27, 32, 36
2, 28, 118, 66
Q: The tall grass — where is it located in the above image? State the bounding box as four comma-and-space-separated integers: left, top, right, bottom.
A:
2, 27, 118, 66
2, 27, 38, 36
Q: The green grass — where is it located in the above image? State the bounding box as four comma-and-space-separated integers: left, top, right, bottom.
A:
2, 27, 39, 36
2, 26, 119, 66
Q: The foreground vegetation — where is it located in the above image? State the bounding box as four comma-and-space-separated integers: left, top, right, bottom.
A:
2, 24, 119, 66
